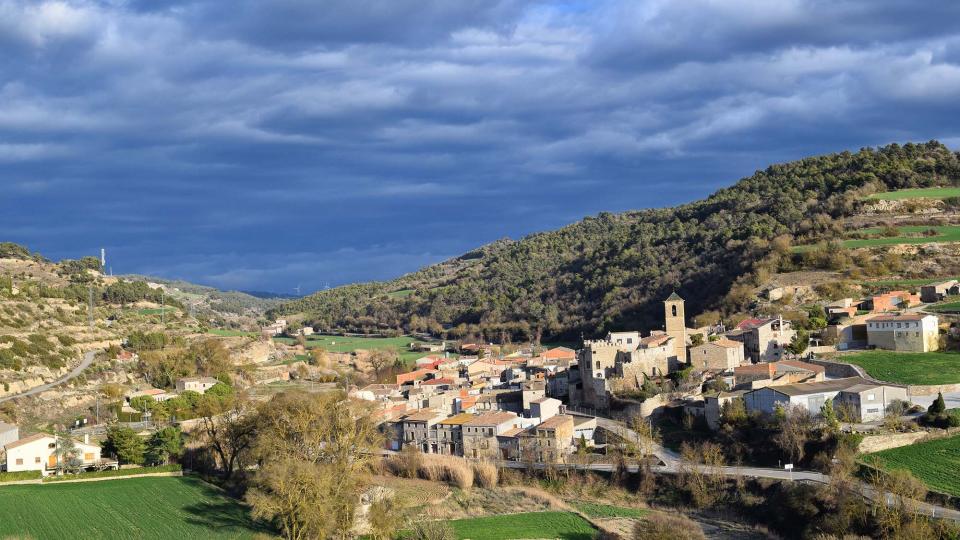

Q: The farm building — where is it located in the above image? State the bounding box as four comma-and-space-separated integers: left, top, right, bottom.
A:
743, 377, 907, 423
866, 313, 939, 352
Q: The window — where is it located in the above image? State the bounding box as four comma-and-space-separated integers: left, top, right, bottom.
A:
595, 361, 600, 369
671, 305, 678, 317
867, 393, 875, 401
15, 458, 23, 465
35, 457, 41, 463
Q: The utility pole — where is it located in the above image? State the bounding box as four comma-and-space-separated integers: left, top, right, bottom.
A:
161, 289, 165, 325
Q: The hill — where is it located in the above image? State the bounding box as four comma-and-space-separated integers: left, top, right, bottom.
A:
121, 275, 286, 317
271, 142, 960, 340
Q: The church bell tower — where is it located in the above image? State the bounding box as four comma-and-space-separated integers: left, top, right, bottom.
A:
664, 292, 687, 363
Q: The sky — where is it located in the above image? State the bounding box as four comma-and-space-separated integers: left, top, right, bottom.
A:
2, 0, 960, 294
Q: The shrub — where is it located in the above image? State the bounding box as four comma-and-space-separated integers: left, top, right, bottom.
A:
472, 460, 498, 488
386, 446, 422, 479
633, 513, 706, 540
409, 521, 456, 540
43, 464, 181, 482
416, 454, 473, 489
0, 470, 42, 483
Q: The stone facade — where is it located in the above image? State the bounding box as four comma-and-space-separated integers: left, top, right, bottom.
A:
866, 313, 939, 352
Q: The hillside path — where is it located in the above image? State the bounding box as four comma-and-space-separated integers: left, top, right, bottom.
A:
0, 350, 98, 404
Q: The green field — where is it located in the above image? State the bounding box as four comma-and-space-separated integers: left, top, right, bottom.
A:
865, 434, 960, 496
207, 329, 259, 337
572, 501, 647, 519
860, 277, 960, 288
272, 334, 440, 364
139, 307, 177, 316
931, 298, 960, 313
794, 225, 960, 252
446, 511, 596, 540
0, 476, 266, 539
841, 350, 960, 385
866, 187, 960, 200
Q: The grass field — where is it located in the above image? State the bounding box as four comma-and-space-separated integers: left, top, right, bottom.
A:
446, 511, 596, 540
793, 225, 960, 252
865, 434, 960, 496
841, 350, 960, 385
207, 329, 259, 337
866, 187, 960, 200
572, 501, 647, 519
0, 476, 267, 539
139, 307, 177, 316
860, 277, 960, 288
273, 335, 439, 364
931, 298, 960, 313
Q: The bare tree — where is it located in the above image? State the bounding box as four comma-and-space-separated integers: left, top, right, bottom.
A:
195, 393, 257, 482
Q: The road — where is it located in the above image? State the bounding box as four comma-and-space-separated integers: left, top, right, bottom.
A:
586, 415, 960, 521
0, 349, 98, 404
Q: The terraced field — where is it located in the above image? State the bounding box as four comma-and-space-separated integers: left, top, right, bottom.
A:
273, 334, 440, 364
866, 187, 960, 200
841, 350, 960, 385
446, 511, 596, 540
573, 501, 647, 519
794, 225, 960, 252
864, 434, 960, 496
0, 476, 266, 539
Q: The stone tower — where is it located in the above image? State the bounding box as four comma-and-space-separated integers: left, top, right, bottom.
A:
663, 292, 687, 363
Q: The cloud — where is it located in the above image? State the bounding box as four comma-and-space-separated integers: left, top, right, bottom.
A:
0, 0, 957, 291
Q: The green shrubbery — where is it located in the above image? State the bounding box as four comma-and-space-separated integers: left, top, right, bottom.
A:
43, 464, 182, 482
0, 470, 42, 483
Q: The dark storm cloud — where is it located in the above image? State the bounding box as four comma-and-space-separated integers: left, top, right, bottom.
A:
0, 0, 958, 292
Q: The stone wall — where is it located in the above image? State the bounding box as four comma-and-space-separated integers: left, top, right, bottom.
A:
857, 431, 928, 453
907, 382, 960, 396
806, 358, 868, 379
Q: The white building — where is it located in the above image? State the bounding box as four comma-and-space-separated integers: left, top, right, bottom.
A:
743, 377, 908, 423
4, 433, 102, 475
866, 313, 939, 352
175, 377, 220, 394
0, 422, 18, 450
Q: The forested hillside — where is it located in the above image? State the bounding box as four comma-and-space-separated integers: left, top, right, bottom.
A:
273, 142, 960, 340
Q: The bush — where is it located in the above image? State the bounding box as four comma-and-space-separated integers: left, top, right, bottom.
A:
633, 513, 706, 540
472, 460, 498, 488
0, 470, 42, 483
386, 446, 422, 479
409, 521, 456, 540
416, 454, 474, 489
43, 464, 181, 482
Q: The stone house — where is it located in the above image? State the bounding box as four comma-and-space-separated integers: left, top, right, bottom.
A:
730, 317, 796, 363
689, 338, 745, 371
462, 411, 521, 459
921, 280, 959, 303
520, 414, 574, 464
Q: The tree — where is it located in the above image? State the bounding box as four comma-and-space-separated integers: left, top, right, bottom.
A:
690, 333, 704, 347
247, 391, 383, 539
103, 425, 145, 465
309, 347, 328, 369
368, 495, 405, 540
774, 404, 815, 465
129, 395, 156, 414
196, 394, 257, 482
54, 433, 81, 473
820, 399, 840, 434
787, 329, 809, 355
146, 426, 183, 465
367, 348, 395, 379
929, 392, 946, 415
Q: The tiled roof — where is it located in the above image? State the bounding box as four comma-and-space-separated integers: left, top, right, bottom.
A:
438, 413, 476, 426
536, 414, 574, 430
463, 411, 518, 426
3, 432, 52, 450
868, 313, 931, 322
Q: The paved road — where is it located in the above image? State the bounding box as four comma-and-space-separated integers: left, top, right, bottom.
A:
0, 350, 98, 404
587, 415, 960, 521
